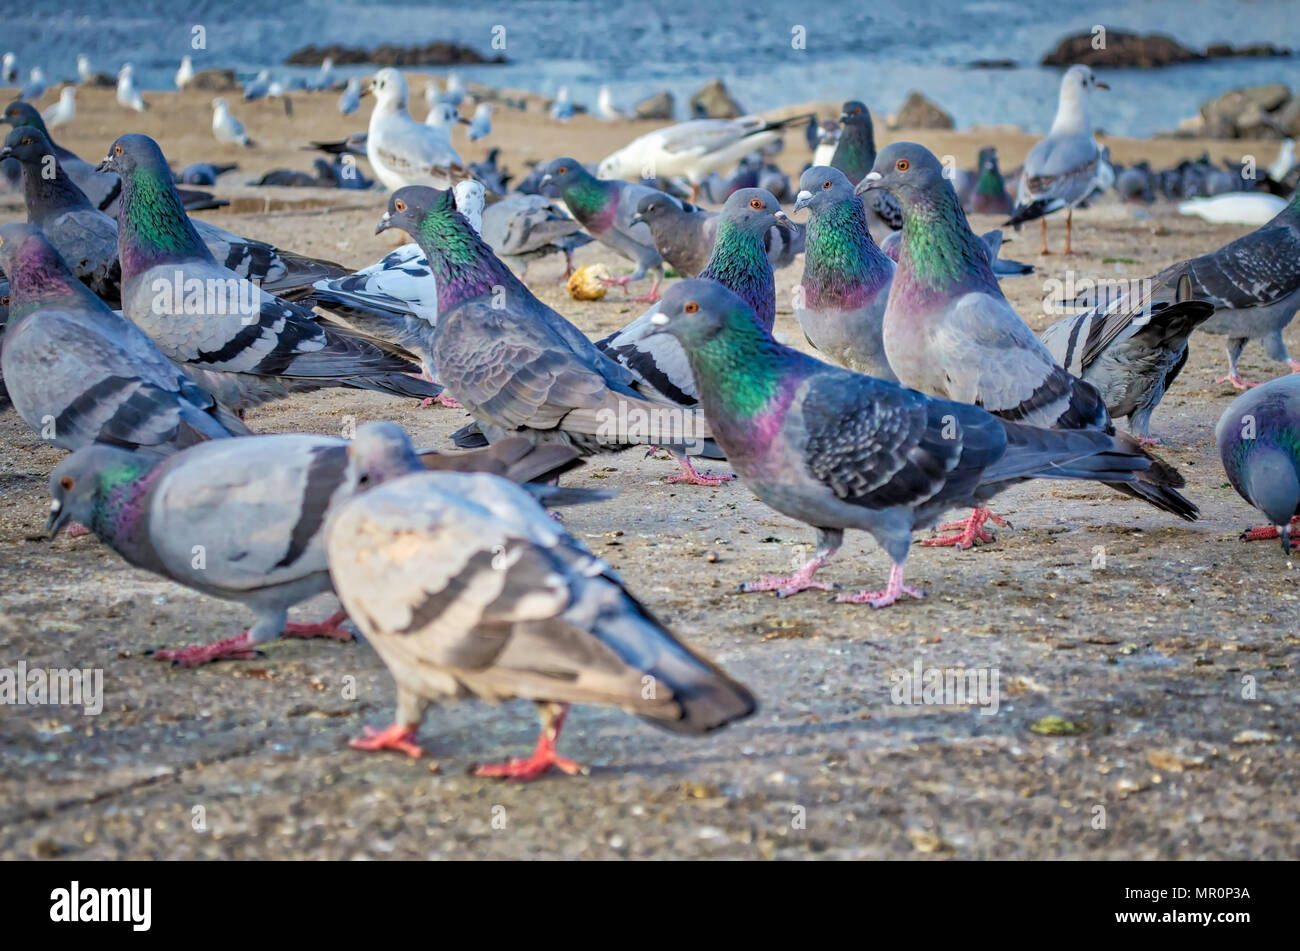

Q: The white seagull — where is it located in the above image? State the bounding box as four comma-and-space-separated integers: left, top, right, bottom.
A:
116, 64, 147, 112
175, 55, 194, 90
212, 97, 253, 147
364, 67, 467, 191
42, 86, 76, 128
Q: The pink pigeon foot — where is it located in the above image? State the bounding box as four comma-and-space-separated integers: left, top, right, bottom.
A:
283, 610, 353, 641
835, 563, 925, 608
67, 523, 91, 538
666, 454, 733, 487
600, 275, 636, 293
349, 723, 425, 759
738, 556, 835, 598
1216, 374, 1260, 390
921, 507, 1009, 549
1290, 360, 1300, 373
1136, 435, 1162, 447
1241, 516, 1300, 543
474, 703, 584, 781
419, 392, 463, 409
150, 631, 261, 666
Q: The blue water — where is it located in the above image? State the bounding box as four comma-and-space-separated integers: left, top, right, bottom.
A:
3, 0, 1298, 135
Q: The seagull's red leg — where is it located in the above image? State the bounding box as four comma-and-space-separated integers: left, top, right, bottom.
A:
475, 702, 584, 781
1039, 217, 1050, 255
283, 609, 353, 640
836, 562, 925, 608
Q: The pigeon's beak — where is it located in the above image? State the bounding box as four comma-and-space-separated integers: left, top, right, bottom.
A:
1095, 81, 1110, 90
635, 312, 671, 341
46, 499, 70, 539
629, 212, 645, 226
793, 189, 814, 213
855, 171, 883, 196
0, 147, 12, 161
540, 173, 553, 185
773, 210, 795, 231
96, 156, 113, 173
375, 211, 392, 235
839, 113, 849, 123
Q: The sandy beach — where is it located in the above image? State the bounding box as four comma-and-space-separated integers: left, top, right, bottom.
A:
1, 83, 1297, 860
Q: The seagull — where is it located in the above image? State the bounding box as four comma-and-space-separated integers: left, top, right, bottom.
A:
598, 113, 811, 201
20, 67, 47, 101
175, 55, 194, 90
1006, 64, 1108, 254
338, 77, 361, 115
311, 57, 335, 91
364, 67, 468, 191
243, 69, 272, 101
597, 85, 628, 121
549, 86, 574, 122
1270, 140, 1296, 183
468, 102, 492, 141
1178, 192, 1286, 226
212, 97, 253, 147
116, 64, 147, 112
41, 86, 75, 128
1, 53, 16, 85
443, 71, 466, 108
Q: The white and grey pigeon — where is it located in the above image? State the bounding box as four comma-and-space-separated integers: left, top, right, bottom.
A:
325, 424, 755, 773
211, 97, 252, 147
365, 68, 467, 191
116, 64, 147, 112
481, 193, 591, 280
41, 86, 75, 128
597, 113, 811, 201
1006, 64, 1109, 254
45, 423, 589, 667
0, 222, 248, 454
1041, 266, 1215, 442
19, 68, 47, 102
1217, 375, 1300, 552
102, 133, 440, 410
338, 76, 361, 115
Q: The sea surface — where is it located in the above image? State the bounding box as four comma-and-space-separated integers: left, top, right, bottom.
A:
3, 0, 1299, 136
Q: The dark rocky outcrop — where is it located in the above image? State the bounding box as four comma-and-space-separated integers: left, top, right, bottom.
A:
286, 43, 506, 67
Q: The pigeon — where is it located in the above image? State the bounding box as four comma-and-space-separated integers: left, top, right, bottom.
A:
827, 101, 902, 242
792, 166, 897, 381
596, 187, 796, 484
2, 100, 223, 215
628, 190, 804, 278
0, 223, 247, 454
640, 279, 1162, 606
1, 127, 345, 303
1041, 266, 1215, 442
549, 86, 575, 122
45, 422, 590, 666
1170, 189, 1300, 388
20, 68, 47, 102
338, 76, 361, 115
858, 142, 1196, 545
2, 53, 16, 85
211, 98, 252, 147
102, 133, 440, 410
376, 185, 712, 456
175, 56, 194, 90
877, 225, 1033, 279
481, 193, 590, 279
1115, 163, 1156, 205
41, 86, 75, 128
812, 119, 840, 167
1177, 192, 1285, 226
177, 161, 237, 186
1006, 65, 1108, 254
325, 426, 755, 772
364, 68, 468, 191
596, 85, 628, 121
116, 64, 147, 112
468, 147, 511, 194
468, 102, 493, 141
968, 146, 1015, 216
1218, 375, 1300, 552
597, 114, 811, 201
539, 158, 675, 302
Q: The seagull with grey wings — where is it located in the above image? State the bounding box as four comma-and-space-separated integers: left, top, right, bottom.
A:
638, 280, 1163, 607
1218, 375, 1300, 552
100, 133, 440, 411
363, 68, 469, 191
0, 223, 248, 455
376, 185, 714, 457
46, 422, 592, 667
1005, 65, 1109, 254
326, 423, 755, 775
857, 142, 1196, 548
596, 187, 795, 485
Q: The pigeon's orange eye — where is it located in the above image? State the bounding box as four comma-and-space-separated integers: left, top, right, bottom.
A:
59, 476, 74, 490
749, 198, 764, 210
20, 137, 30, 146
896, 159, 909, 171
822, 180, 832, 189
114, 144, 122, 156
394, 199, 406, 212
557, 165, 569, 174
684, 301, 699, 314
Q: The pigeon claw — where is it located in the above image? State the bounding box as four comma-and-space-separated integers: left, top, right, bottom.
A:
283, 610, 353, 641
835, 565, 925, 608
349, 723, 425, 759
738, 574, 836, 598
922, 508, 1007, 549
1215, 374, 1260, 390
149, 632, 262, 666
666, 455, 733, 487
1241, 517, 1300, 543
474, 749, 585, 781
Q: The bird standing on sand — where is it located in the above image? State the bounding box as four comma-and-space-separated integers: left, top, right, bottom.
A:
116, 64, 147, 112
364, 68, 467, 191
175, 55, 194, 89
211, 98, 252, 147
41, 86, 75, 128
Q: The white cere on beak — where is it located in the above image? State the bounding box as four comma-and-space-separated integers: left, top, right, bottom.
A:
864, 171, 882, 182
795, 189, 813, 204
49, 499, 61, 512
650, 313, 670, 326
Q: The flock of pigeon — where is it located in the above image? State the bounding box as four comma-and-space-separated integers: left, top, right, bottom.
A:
3, 58, 1300, 779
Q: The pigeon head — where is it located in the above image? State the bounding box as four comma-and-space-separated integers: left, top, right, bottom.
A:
856, 142, 952, 208
98, 132, 169, 178
538, 157, 593, 196
47, 445, 148, 539
840, 100, 872, 129
365, 68, 409, 111
794, 166, 856, 214
2, 99, 45, 133
0, 125, 54, 165
344, 422, 424, 493
630, 192, 675, 226
977, 147, 1000, 174
376, 185, 448, 238
648, 279, 756, 349
719, 187, 793, 234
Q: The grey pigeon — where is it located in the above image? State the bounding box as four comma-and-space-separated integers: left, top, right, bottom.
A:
1006, 66, 1109, 254
326, 436, 755, 773
177, 161, 237, 186
859, 142, 1196, 543
539, 158, 676, 302
967, 146, 1015, 216
828, 100, 902, 242
640, 279, 1162, 607
1041, 266, 1215, 441
46, 422, 591, 666
792, 166, 897, 380
102, 133, 439, 411
0, 223, 247, 453
481, 193, 592, 280
377, 185, 713, 457
1217, 375, 1300, 552
629, 190, 805, 277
